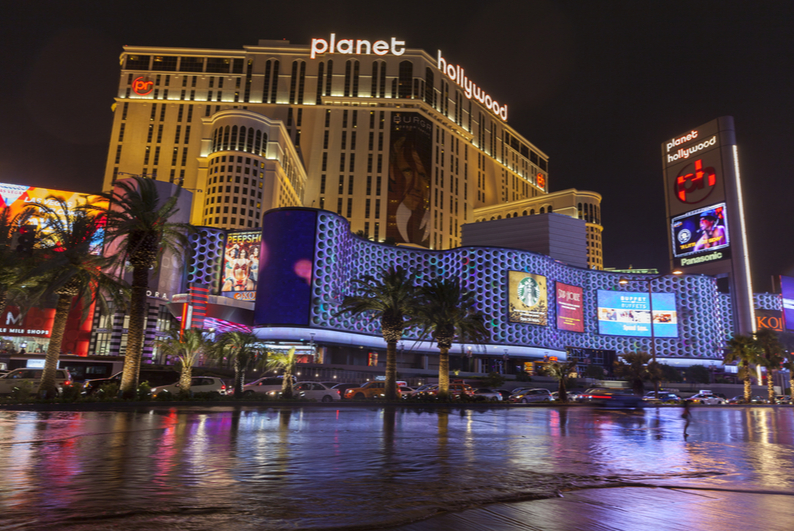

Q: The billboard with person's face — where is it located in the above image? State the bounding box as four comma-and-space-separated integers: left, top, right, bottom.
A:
508, 271, 548, 326
221, 231, 262, 301
670, 202, 731, 268
387, 112, 432, 246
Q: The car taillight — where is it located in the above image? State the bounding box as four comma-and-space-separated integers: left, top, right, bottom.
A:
221, 384, 226, 389
336, 390, 340, 395
591, 395, 611, 399
64, 381, 72, 386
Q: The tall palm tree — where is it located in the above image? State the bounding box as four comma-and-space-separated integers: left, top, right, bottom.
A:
155, 328, 213, 393
545, 359, 578, 402
213, 331, 262, 397
265, 347, 296, 399
725, 334, 762, 402
336, 266, 419, 400
784, 352, 794, 399
0, 207, 42, 317
97, 177, 192, 397
614, 352, 656, 396
755, 329, 784, 404
414, 278, 489, 399
27, 199, 128, 398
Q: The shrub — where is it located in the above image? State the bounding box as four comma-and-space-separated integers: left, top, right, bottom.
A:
515, 371, 532, 382
61, 382, 84, 402
10, 380, 34, 401
482, 372, 505, 389
98, 382, 120, 400
137, 381, 152, 400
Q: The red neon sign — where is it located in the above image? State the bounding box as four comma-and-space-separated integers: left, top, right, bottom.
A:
132, 76, 154, 95
537, 173, 546, 188
675, 159, 716, 203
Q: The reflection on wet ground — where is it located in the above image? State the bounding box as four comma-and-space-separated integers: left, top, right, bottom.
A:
0, 406, 791, 530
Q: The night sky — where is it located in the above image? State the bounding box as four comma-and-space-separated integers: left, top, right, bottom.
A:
1, 1, 791, 290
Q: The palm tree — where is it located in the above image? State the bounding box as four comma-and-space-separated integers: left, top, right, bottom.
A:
0, 208, 42, 317
213, 331, 262, 397
27, 199, 128, 398
613, 352, 655, 396
265, 347, 296, 399
725, 334, 762, 403
755, 329, 784, 404
97, 177, 192, 397
155, 328, 213, 393
545, 359, 578, 402
414, 278, 489, 399
336, 266, 419, 401
784, 352, 794, 399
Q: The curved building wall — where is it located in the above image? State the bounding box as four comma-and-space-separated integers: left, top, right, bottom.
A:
255, 208, 725, 360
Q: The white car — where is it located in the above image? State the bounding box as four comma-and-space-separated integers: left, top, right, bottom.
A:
689, 393, 726, 405
151, 376, 228, 398
473, 388, 503, 401
0, 368, 72, 395
294, 382, 341, 402
242, 375, 296, 397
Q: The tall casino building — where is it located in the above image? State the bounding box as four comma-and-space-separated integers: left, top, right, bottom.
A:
102, 36, 563, 251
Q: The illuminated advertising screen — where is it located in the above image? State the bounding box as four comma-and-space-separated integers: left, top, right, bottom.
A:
254, 209, 317, 326
597, 290, 678, 337
508, 271, 548, 326
555, 282, 584, 333
387, 112, 432, 247
782, 276, 794, 331
221, 231, 262, 301
670, 202, 731, 268
0, 182, 107, 253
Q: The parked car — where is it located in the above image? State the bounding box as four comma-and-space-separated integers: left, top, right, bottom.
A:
151, 376, 228, 398
775, 395, 793, 405
509, 388, 553, 403
413, 383, 475, 399
495, 389, 514, 400
344, 381, 399, 400
241, 375, 296, 397
642, 391, 682, 404
580, 388, 645, 409
0, 368, 72, 395
332, 383, 364, 398
399, 386, 415, 395
688, 392, 727, 405
294, 382, 341, 402
83, 369, 181, 395
472, 388, 502, 401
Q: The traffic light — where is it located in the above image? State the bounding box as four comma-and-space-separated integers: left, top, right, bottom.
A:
16, 225, 36, 255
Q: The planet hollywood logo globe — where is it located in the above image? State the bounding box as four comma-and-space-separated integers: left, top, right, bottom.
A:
517, 277, 541, 308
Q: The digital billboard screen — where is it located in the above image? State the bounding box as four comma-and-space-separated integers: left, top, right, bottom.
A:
671, 202, 730, 268
597, 290, 678, 338
221, 231, 262, 301
782, 276, 794, 331
555, 282, 583, 333
508, 271, 548, 326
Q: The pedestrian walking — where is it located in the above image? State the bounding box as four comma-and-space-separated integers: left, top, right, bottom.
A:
682, 399, 692, 439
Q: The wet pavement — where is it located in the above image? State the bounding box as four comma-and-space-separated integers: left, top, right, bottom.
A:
0, 405, 791, 530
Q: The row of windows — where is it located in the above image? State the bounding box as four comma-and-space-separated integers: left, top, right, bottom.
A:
126, 55, 244, 73
211, 125, 268, 155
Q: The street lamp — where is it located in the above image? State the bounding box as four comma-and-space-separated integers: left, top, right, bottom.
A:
619, 270, 682, 400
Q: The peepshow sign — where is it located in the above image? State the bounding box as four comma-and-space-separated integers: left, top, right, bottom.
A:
597, 290, 678, 338
508, 272, 548, 326
221, 231, 261, 301
555, 282, 584, 333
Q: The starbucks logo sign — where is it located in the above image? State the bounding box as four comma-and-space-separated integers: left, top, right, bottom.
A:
517, 277, 541, 307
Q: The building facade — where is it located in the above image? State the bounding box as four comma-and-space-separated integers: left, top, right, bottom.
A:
473, 189, 604, 269
103, 37, 550, 250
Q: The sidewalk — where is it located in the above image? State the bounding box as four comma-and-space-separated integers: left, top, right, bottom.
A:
388, 486, 794, 531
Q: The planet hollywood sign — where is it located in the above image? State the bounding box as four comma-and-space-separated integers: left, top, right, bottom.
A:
309, 34, 508, 121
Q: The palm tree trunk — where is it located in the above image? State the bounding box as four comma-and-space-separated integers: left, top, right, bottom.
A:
282, 363, 294, 399
385, 340, 398, 401
558, 377, 568, 403
438, 346, 450, 400
744, 372, 751, 402
767, 372, 775, 404
37, 293, 73, 398
233, 354, 243, 398
120, 265, 149, 397
179, 362, 192, 394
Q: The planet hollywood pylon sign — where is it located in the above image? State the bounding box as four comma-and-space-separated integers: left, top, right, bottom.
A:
309, 34, 508, 121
